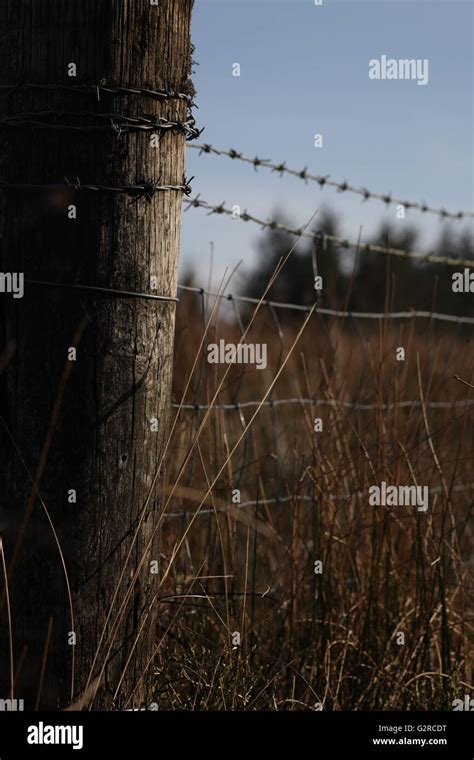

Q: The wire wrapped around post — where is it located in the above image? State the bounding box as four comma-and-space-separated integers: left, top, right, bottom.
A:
0, 82, 195, 104
0, 111, 202, 140
25, 280, 179, 304
0, 82, 201, 141
0, 175, 194, 201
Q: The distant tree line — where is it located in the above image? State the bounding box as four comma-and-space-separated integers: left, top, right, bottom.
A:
239, 208, 474, 319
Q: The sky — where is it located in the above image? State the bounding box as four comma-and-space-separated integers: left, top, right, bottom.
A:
180, 0, 473, 288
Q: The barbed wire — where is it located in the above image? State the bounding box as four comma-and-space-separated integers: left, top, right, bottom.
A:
0, 175, 193, 200
188, 143, 474, 221
177, 284, 474, 325
26, 280, 178, 303
172, 398, 474, 412
0, 110, 201, 140
183, 197, 474, 267
163, 482, 474, 520
0, 83, 194, 105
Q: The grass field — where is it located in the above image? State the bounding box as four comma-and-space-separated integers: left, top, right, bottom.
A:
149, 272, 474, 710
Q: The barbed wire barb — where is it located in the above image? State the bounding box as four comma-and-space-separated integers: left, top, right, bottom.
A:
183, 197, 474, 267
177, 283, 474, 324
0, 175, 193, 199
187, 143, 474, 221
0, 110, 202, 140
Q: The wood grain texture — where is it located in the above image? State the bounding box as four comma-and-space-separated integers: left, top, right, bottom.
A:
0, 0, 194, 708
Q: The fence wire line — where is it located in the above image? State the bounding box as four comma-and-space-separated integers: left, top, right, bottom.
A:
0, 83, 194, 104
188, 143, 474, 221
173, 398, 474, 412
0, 110, 201, 140
183, 197, 474, 268
177, 284, 474, 325
163, 482, 474, 520
21, 280, 474, 323
0, 176, 193, 200
26, 279, 179, 303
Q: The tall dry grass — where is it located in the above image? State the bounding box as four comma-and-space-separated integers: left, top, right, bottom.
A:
153, 287, 473, 710
3, 253, 472, 712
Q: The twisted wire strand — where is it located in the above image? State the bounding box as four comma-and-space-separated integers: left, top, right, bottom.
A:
0, 83, 194, 104
0, 110, 201, 140
18, 279, 474, 319
163, 482, 474, 520
177, 284, 474, 324
184, 197, 474, 268
0, 176, 193, 200
188, 143, 474, 221
173, 398, 474, 412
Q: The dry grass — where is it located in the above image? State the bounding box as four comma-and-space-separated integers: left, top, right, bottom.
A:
4, 248, 472, 712
152, 288, 474, 710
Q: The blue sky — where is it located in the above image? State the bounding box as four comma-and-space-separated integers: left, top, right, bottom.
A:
180, 0, 473, 286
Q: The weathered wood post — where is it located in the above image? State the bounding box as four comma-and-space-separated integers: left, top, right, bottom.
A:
0, 0, 194, 708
